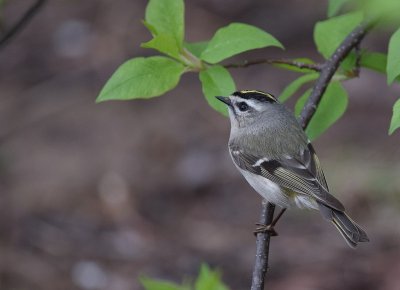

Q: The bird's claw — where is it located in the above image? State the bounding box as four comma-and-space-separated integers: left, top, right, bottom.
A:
253, 223, 278, 236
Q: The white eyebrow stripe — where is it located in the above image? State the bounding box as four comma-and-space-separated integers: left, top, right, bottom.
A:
245, 99, 265, 111
229, 96, 243, 103
253, 158, 269, 167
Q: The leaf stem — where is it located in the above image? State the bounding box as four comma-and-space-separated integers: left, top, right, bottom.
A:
180, 48, 205, 71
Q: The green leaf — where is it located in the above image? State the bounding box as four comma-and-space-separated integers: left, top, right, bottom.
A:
340, 51, 357, 72
360, 52, 387, 73
358, 0, 400, 26
279, 73, 318, 102
97, 56, 185, 102
142, 20, 158, 36
328, 0, 349, 17
200, 23, 283, 64
295, 82, 348, 140
184, 41, 209, 58
389, 99, 400, 135
387, 27, 400, 84
314, 12, 363, 59
360, 52, 400, 82
142, 34, 183, 59
295, 88, 311, 116
140, 277, 185, 290
199, 65, 236, 115
145, 0, 184, 44
143, 0, 184, 58
195, 264, 229, 290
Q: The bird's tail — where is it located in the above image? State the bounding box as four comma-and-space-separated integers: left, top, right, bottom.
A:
318, 203, 369, 248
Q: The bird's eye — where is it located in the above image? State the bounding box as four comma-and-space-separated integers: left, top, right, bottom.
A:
237, 102, 249, 111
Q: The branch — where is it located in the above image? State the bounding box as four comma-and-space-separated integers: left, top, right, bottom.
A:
299, 21, 373, 128
250, 20, 373, 290
225, 58, 322, 72
0, 0, 46, 50
251, 201, 275, 290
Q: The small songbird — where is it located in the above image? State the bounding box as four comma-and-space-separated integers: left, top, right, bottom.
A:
216, 90, 369, 248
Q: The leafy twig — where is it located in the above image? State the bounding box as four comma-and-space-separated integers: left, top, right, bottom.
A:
250, 20, 373, 290
299, 22, 373, 128
225, 58, 322, 72
0, 0, 46, 50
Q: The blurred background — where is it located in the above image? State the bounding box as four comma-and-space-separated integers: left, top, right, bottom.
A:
1, 1, 399, 290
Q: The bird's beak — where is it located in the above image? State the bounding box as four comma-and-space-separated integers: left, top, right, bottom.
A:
216, 96, 232, 107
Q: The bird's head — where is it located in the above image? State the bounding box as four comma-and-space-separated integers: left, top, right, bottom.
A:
216, 90, 279, 129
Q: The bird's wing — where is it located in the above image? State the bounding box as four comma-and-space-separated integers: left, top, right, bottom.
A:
230, 143, 345, 211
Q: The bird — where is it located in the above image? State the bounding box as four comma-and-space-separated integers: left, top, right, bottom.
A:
216, 90, 369, 248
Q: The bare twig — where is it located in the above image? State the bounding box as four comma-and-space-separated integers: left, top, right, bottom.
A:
0, 0, 46, 50
250, 20, 373, 290
251, 201, 275, 290
225, 58, 322, 72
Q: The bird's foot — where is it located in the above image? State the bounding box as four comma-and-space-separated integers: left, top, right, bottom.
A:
253, 208, 287, 237
254, 223, 278, 236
